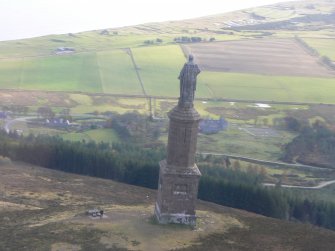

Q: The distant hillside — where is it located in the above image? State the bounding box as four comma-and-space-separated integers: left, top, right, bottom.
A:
1, 161, 335, 251
0, 0, 334, 104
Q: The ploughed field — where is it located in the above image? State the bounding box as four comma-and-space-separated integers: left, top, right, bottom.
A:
184, 38, 335, 77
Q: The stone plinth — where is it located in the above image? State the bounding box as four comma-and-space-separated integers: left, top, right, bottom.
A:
155, 160, 201, 226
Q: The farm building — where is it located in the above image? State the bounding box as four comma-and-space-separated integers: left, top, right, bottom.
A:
45, 118, 71, 128
199, 117, 228, 134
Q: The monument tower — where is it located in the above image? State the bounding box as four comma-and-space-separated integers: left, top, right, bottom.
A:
155, 55, 202, 226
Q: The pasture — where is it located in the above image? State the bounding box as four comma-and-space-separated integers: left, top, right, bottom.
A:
96, 50, 143, 94
132, 45, 187, 96
0, 53, 102, 92
303, 38, 335, 60
0, 50, 144, 94
184, 38, 335, 77
61, 128, 120, 144
199, 72, 335, 103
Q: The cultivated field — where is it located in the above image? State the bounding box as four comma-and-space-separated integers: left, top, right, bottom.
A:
184, 38, 335, 77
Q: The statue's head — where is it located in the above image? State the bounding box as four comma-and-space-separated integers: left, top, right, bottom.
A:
188, 54, 194, 62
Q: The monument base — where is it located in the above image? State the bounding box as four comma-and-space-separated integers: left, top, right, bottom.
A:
154, 202, 197, 226
154, 160, 201, 227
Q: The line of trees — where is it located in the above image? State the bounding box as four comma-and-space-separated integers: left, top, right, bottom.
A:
294, 36, 319, 56
1, 131, 335, 230
294, 36, 335, 70
173, 36, 216, 43
143, 38, 163, 45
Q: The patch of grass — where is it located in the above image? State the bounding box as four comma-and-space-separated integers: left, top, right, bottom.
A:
199, 72, 335, 103
24, 126, 64, 137
62, 128, 119, 144
132, 45, 185, 96
20, 53, 103, 92
175, 215, 335, 251
132, 45, 212, 98
197, 127, 295, 160
0, 53, 104, 92
0, 60, 23, 88
70, 97, 148, 114
70, 94, 93, 105
303, 38, 335, 60
97, 50, 143, 94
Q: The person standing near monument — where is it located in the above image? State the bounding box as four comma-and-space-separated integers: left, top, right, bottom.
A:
178, 54, 201, 108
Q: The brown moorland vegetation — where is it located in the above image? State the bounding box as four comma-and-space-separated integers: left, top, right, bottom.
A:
1, 161, 335, 251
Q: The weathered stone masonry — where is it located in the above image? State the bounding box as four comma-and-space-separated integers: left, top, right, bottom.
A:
155, 56, 201, 226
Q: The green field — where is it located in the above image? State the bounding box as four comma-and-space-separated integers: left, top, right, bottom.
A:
61, 128, 120, 144
132, 45, 188, 96
0, 50, 144, 94
0, 60, 22, 88
303, 38, 335, 60
97, 50, 143, 94
1, 43, 334, 103
197, 127, 296, 160
0, 53, 102, 92
199, 72, 335, 103
0, 0, 334, 104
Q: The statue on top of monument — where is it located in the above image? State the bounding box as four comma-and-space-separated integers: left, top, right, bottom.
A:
178, 54, 201, 108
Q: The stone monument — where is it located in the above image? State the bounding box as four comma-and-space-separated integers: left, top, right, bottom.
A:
155, 55, 201, 226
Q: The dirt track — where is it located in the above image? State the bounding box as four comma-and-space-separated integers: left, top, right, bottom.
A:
184, 38, 335, 77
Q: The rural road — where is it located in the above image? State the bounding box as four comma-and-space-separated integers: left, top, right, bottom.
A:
197, 152, 332, 170
263, 180, 335, 190
197, 152, 335, 190
4, 116, 35, 133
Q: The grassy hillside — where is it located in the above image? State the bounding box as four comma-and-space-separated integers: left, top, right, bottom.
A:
0, 0, 334, 103
1, 161, 335, 251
